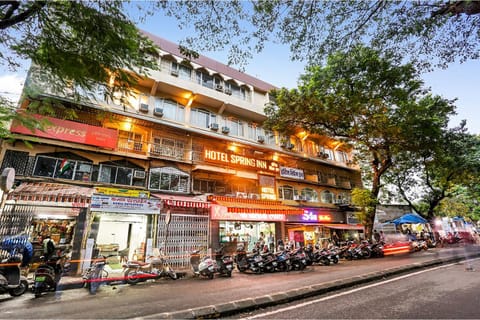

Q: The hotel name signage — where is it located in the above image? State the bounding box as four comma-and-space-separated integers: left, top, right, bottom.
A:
279, 166, 305, 180
204, 149, 278, 172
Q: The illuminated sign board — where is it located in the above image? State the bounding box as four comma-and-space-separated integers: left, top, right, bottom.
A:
210, 204, 286, 221
301, 211, 332, 222
11, 115, 118, 149
204, 149, 278, 172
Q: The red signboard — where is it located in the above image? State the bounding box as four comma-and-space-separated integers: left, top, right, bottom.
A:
10, 115, 118, 149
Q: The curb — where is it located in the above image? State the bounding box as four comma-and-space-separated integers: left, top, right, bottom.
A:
142, 252, 480, 319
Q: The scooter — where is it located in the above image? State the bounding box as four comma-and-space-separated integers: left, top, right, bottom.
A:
190, 250, 218, 279
213, 246, 234, 277
32, 255, 65, 298
123, 250, 177, 285
0, 255, 29, 297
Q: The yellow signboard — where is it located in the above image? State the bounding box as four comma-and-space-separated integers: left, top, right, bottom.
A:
94, 187, 150, 198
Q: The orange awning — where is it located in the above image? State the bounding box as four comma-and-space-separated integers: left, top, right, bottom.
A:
212, 196, 303, 215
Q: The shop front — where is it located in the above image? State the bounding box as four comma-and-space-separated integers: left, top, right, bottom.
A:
86, 191, 162, 269
285, 207, 364, 248
4, 182, 93, 273
210, 196, 303, 254
151, 194, 211, 269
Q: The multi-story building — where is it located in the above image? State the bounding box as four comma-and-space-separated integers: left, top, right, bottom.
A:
0, 32, 362, 273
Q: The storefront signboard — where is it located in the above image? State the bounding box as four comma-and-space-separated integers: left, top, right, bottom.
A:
204, 149, 278, 172
90, 195, 162, 214
279, 166, 305, 180
10, 115, 118, 149
95, 187, 150, 198
211, 204, 286, 221
286, 210, 333, 223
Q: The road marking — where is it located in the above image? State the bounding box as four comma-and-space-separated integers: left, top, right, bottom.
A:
243, 258, 480, 319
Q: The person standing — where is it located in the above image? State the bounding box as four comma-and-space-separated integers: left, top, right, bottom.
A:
373, 230, 381, 243
332, 231, 340, 245
43, 235, 56, 260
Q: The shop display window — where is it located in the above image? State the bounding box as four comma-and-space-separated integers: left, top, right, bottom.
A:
219, 221, 276, 252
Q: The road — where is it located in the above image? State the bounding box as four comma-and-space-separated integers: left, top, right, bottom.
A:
235, 258, 480, 319
0, 245, 478, 319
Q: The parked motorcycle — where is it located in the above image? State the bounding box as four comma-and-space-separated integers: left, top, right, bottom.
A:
213, 246, 234, 277
289, 247, 307, 270
123, 249, 177, 285
32, 255, 65, 298
0, 255, 29, 297
234, 243, 264, 274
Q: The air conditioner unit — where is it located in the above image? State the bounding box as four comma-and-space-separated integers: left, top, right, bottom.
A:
257, 136, 265, 143
133, 170, 146, 179
210, 123, 219, 131
139, 103, 149, 112
293, 195, 306, 201
154, 108, 163, 117
318, 152, 329, 159
215, 84, 223, 91
286, 143, 294, 150
248, 193, 260, 200
170, 69, 179, 76
346, 160, 353, 165
221, 126, 230, 134
236, 192, 248, 199
225, 88, 232, 95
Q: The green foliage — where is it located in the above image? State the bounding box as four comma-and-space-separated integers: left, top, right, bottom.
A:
158, 1, 480, 71
351, 188, 378, 227
264, 45, 457, 236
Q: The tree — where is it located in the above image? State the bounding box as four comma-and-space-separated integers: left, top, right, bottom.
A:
0, 1, 158, 137
386, 129, 480, 220
351, 188, 378, 235
263, 45, 456, 238
158, 1, 480, 70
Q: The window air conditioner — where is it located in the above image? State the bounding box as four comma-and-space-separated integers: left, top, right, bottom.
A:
154, 108, 164, 117
139, 103, 149, 112
210, 123, 219, 131
248, 193, 260, 200
170, 69, 179, 76
221, 126, 230, 134
133, 170, 146, 179
286, 143, 294, 150
236, 192, 248, 199
225, 88, 232, 95
257, 136, 265, 143
215, 84, 223, 91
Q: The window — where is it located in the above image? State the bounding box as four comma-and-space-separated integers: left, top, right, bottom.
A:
278, 185, 295, 200
172, 62, 192, 80
301, 188, 318, 202
193, 179, 216, 193
33, 156, 93, 182
1, 150, 29, 176
191, 108, 216, 128
264, 130, 276, 145
322, 148, 335, 160
335, 150, 349, 163
196, 70, 214, 89
154, 98, 185, 122
98, 164, 133, 185
118, 131, 143, 152
321, 190, 334, 204
149, 167, 190, 192
226, 118, 244, 137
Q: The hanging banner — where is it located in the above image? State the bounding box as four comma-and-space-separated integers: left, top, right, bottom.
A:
90, 195, 162, 214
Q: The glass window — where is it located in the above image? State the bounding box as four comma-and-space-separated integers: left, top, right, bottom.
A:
278, 185, 294, 200
321, 190, 334, 204
301, 188, 318, 202
33, 156, 94, 182
154, 98, 185, 122
191, 108, 216, 128
149, 167, 190, 192
178, 63, 192, 80
227, 118, 244, 137
98, 164, 133, 185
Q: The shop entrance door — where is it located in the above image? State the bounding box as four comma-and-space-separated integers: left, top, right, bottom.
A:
96, 213, 147, 260
157, 213, 209, 269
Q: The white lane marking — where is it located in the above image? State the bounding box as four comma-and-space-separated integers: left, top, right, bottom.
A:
243, 258, 479, 319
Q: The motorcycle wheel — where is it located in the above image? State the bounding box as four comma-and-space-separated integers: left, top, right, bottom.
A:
8, 279, 28, 297
226, 270, 232, 277
125, 270, 141, 285
33, 286, 42, 298
208, 272, 214, 280
321, 257, 330, 266
332, 257, 339, 264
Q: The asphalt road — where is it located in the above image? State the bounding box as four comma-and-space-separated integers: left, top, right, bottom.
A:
234, 258, 480, 319
0, 245, 478, 319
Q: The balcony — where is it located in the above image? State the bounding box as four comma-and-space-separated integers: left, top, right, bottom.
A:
149, 143, 187, 161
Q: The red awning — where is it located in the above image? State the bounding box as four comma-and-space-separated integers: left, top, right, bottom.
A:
212, 196, 304, 215
320, 224, 365, 230
7, 182, 93, 205
151, 194, 210, 209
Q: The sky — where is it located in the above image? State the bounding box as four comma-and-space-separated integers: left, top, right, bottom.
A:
0, 6, 478, 134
